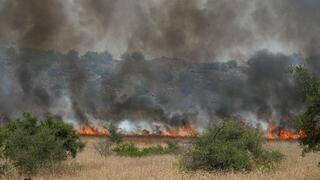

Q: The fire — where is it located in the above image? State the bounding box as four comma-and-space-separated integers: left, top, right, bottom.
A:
80, 123, 305, 140
266, 127, 277, 140
178, 127, 188, 137
80, 125, 110, 136
266, 126, 305, 140
160, 125, 197, 137
79, 124, 197, 137
160, 130, 176, 137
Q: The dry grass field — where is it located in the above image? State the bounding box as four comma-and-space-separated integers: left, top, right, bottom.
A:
4, 137, 320, 180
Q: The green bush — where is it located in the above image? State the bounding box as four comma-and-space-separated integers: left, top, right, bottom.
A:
1, 112, 85, 175
107, 123, 123, 144
112, 143, 143, 157
141, 145, 168, 156
112, 142, 178, 157
164, 139, 183, 154
287, 65, 320, 157
180, 120, 283, 172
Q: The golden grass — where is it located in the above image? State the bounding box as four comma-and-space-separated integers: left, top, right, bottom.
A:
4, 138, 320, 180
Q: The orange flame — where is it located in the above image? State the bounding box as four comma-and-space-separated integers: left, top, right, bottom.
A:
160, 130, 176, 137
266, 127, 277, 140
79, 124, 197, 137
266, 126, 305, 140
80, 125, 110, 136
160, 125, 197, 137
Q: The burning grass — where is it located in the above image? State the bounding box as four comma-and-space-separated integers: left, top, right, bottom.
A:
266, 127, 306, 140
79, 123, 305, 141
3, 138, 320, 180
79, 123, 197, 137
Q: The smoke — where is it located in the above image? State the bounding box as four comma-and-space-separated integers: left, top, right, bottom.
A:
253, 0, 320, 58
0, 1, 66, 48
60, 50, 89, 123
97, 50, 307, 126
0, 48, 90, 123
0, 46, 316, 127
0, 1, 319, 128
0, 0, 319, 60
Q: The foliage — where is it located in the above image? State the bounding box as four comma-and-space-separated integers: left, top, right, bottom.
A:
163, 139, 183, 154
107, 123, 123, 144
287, 65, 320, 155
0, 128, 7, 175
112, 142, 179, 157
93, 140, 113, 157
180, 120, 283, 171
1, 112, 85, 175
112, 143, 141, 157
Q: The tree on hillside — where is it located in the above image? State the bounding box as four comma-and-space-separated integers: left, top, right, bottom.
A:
287, 65, 320, 158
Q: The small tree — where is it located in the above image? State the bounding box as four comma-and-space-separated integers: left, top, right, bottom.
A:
288, 65, 320, 157
107, 123, 123, 144
93, 123, 122, 157
93, 141, 113, 157
180, 120, 283, 171
2, 112, 85, 175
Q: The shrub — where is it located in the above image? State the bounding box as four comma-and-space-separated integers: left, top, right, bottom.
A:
1, 112, 85, 175
113, 143, 142, 157
141, 145, 168, 156
107, 123, 123, 144
93, 140, 113, 157
164, 139, 183, 154
180, 120, 283, 172
287, 65, 320, 158
112, 142, 178, 157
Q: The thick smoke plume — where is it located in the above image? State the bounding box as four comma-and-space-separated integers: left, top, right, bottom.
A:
0, 0, 319, 60
0, 1, 319, 128
0, 48, 314, 128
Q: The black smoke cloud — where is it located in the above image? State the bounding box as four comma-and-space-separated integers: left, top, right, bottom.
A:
0, 47, 317, 126
0, 1, 319, 127
96, 50, 308, 126
0, 48, 90, 123
0, 1, 66, 48
0, 0, 319, 60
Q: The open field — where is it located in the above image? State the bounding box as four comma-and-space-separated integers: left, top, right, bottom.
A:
4, 137, 320, 180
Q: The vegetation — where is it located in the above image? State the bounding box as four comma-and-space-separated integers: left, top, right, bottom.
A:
163, 139, 183, 154
95, 123, 182, 158
0, 128, 7, 175
0, 112, 85, 175
3, 139, 319, 180
113, 140, 181, 157
288, 65, 320, 157
180, 120, 283, 171
107, 123, 123, 144
113, 143, 163, 157
93, 123, 123, 157
93, 140, 113, 157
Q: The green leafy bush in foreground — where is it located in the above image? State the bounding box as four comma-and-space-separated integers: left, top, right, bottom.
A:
287, 65, 320, 157
0, 112, 85, 175
180, 120, 284, 172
